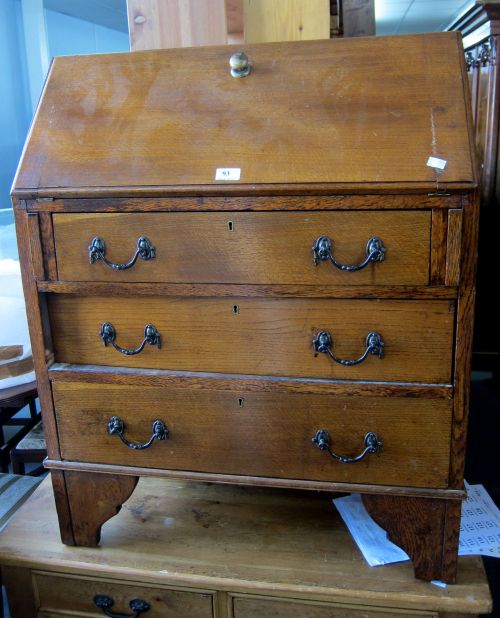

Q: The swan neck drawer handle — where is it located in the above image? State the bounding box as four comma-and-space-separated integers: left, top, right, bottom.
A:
312, 429, 383, 463
312, 331, 384, 366
107, 416, 169, 450
312, 235, 385, 271
88, 236, 155, 270
99, 322, 161, 355
94, 594, 150, 617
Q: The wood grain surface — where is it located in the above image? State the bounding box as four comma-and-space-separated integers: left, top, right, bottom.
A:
44, 459, 464, 499
430, 209, 448, 285
232, 596, 431, 617
39, 281, 458, 299
27, 195, 463, 213
446, 209, 463, 286
13, 34, 474, 193
52, 381, 452, 488
449, 192, 480, 488
48, 363, 454, 399
48, 296, 455, 383
53, 211, 431, 285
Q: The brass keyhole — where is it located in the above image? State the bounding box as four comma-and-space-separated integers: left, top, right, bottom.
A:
227, 221, 234, 232
238, 397, 245, 408
232, 304, 239, 314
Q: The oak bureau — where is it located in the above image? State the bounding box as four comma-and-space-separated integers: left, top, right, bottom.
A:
12, 33, 478, 583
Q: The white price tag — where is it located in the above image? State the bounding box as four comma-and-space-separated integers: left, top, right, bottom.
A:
215, 168, 241, 181
427, 156, 447, 170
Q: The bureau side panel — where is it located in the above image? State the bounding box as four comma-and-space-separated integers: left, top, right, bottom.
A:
13, 205, 60, 459
449, 193, 480, 488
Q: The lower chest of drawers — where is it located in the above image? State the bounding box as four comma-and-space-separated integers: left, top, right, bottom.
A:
15, 193, 475, 586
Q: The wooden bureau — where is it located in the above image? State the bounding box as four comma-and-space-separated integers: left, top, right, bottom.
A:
11, 33, 478, 583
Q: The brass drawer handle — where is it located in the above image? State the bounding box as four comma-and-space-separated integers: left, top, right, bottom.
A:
229, 51, 251, 77
99, 322, 161, 355
108, 416, 169, 450
312, 330, 384, 366
94, 594, 150, 617
312, 235, 385, 271
89, 236, 155, 270
312, 429, 382, 463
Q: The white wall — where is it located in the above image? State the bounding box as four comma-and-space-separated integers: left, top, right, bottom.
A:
45, 8, 129, 56
0, 0, 31, 221
0, 0, 129, 260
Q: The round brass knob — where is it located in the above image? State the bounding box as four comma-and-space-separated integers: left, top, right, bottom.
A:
229, 51, 251, 78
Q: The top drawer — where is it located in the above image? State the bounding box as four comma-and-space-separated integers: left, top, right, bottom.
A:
53, 211, 431, 285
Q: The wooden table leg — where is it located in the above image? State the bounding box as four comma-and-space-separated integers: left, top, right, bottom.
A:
362, 494, 461, 583
2, 566, 37, 618
51, 470, 139, 546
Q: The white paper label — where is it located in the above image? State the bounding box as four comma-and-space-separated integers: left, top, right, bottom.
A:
215, 168, 241, 181
427, 156, 447, 170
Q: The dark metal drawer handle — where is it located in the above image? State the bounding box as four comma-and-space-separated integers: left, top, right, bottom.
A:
99, 322, 161, 355
312, 330, 384, 366
312, 235, 385, 271
312, 429, 382, 463
94, 594, 150, 617
89, 236, 155, 270
108, 416, 169, 450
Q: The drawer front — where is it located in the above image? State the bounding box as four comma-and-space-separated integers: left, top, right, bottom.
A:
232, 596, 437, 617
34, 572, 214, 617
53, 211, 431, 285
53, 382, 452, 488
49, 296, 454, 383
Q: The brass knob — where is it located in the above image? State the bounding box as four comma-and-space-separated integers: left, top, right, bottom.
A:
229, 51, 251, 78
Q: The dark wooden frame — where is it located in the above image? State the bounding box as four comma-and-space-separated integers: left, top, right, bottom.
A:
448, 3, 500, 374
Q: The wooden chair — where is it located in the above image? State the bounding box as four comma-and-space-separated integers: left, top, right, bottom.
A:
10, 421, 46, 476
0, 381, 40, 473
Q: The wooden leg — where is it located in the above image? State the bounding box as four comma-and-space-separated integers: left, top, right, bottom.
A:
51, 470, 138, 546
362, 494, 461, 583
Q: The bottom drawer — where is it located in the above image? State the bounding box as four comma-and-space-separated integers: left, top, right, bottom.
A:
53, 381, 452, 488
34, 572, 214, 617
232, 596, 437, 617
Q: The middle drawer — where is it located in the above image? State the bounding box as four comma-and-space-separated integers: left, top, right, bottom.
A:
48, 296, 454, 383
